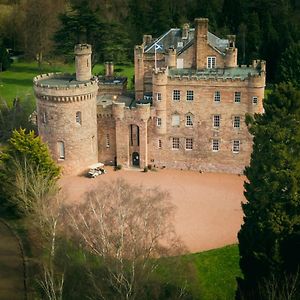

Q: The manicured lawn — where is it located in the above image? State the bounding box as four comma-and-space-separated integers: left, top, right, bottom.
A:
190, 245, 241, 299
157, 244, 241, 300
0, 60, 134, 106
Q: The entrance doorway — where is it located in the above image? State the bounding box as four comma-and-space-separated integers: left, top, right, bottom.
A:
132, 152, 140, 167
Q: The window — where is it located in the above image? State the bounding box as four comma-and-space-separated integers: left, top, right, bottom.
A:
233, 116, 240, 128
157, 117, 162, 127
186, 90, 194, 101
207, 56, 216, 69
214, 91, 221, 102
234, 92, 241, 103
172, 137, 180, 150
173, 90, 180, 101
171, 114, 180, 126
212, 139, 219, 152
213, 115, 220, 128
186, 114, 193, 127
76, 111, 82, 124
158, 139, 162, 149
185, 138, 193, 150
252, 96, 258, 104
177, 41, 183, 47
58, 141, 65, 159
157, 93, 162, 101
106, 134, 110, 148
42, 111, 47, 124
232, 140, 240, 153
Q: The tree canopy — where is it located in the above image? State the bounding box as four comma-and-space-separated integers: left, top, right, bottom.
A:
0, 0, 299, 82
0, 129, 60, 216
237, 83, 300, 299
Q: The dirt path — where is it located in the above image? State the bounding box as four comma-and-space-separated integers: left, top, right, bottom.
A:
60, 167, 245, 253
0, 221, 25, 300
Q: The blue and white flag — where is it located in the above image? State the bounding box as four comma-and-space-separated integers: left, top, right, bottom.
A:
154, 43, 163, 51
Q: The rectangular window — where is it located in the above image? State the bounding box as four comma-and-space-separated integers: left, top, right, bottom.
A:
186, 115, 193, 126
233, 116, 240, 128
58, 141, 65, 159
106, 134, 110, 148
252, 96, 258, 104
185, 138, 193, 150
213, 115, 220, 128
232, 140, 240, 153
172, 114, 180, 126
157, 93, 162, 101
76, 111, 82, 124
42, 111, 47, 124
186, 90, 194, 101
158, 139, 162, 149
214, 91, 221, 102
157, 117, 162, 127
234, 92, 241, 103
173, 90, 180, 101
172, 137, 180, 150
212, 139, 219, 152
207, 56, 216, 69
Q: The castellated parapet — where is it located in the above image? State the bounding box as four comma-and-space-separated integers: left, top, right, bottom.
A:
34, 66, 98, 175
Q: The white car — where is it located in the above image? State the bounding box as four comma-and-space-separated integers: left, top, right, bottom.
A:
87, 163, 106, 178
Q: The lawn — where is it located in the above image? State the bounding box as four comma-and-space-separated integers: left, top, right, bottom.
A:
0, 60, 134, 106
156, 245, 241, 300
190, 245, 241, 299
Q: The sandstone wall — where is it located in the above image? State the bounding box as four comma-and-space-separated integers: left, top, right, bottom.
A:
34, 74, 98, 175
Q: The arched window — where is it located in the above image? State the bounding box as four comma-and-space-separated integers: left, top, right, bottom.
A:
76, 111, 82, 124
58, 141, 65, 159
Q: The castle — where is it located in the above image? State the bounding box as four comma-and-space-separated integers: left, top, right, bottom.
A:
34, 18, 266, 175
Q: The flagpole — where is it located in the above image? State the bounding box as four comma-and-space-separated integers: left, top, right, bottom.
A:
154, 43, 157, 71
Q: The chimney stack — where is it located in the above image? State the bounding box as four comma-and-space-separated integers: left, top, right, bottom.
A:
194, 18, 209, 69
105, 61, 114, 77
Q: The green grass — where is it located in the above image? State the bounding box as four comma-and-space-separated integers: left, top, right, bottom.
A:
190, 245, 241, 299
156, 244, 241, 300
0, 60, 134, 106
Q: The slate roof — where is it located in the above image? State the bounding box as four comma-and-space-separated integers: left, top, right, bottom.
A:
144, 28, 229, 55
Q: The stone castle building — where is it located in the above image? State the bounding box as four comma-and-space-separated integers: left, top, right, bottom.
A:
34, 18, 266, 175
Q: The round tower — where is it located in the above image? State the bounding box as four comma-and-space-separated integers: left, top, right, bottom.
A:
74, 44, 92, 81
34, 44, 98, 175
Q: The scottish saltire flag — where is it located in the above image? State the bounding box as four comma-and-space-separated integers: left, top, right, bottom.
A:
154, 43, 163, 51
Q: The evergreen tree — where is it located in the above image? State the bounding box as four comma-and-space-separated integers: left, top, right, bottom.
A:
236, 83, 300, 299
279, 41, 300, 89
0, 129, 60, 216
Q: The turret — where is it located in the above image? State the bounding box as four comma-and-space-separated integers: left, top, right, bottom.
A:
167, 48, 177, 68
74, 44, 92, 81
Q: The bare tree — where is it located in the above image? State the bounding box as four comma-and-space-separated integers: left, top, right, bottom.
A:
12, 158, 65, 300
67, 178, 185, 300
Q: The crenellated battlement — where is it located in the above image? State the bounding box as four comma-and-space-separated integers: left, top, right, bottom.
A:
33, 73, 98, 89
74, 43, 92, 55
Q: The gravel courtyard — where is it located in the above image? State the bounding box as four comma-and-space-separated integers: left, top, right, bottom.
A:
60, 167, 245, 253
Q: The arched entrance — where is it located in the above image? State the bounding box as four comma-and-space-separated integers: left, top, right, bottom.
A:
132, 152, 140, 167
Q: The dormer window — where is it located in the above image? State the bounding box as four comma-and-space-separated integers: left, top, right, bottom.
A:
207, 56, 216, 69
177, 41, 183, 48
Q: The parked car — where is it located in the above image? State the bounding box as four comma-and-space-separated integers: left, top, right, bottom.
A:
87, 163, 106, 178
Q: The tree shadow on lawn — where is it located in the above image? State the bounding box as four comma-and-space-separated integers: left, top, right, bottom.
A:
1, 77, 35, 87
